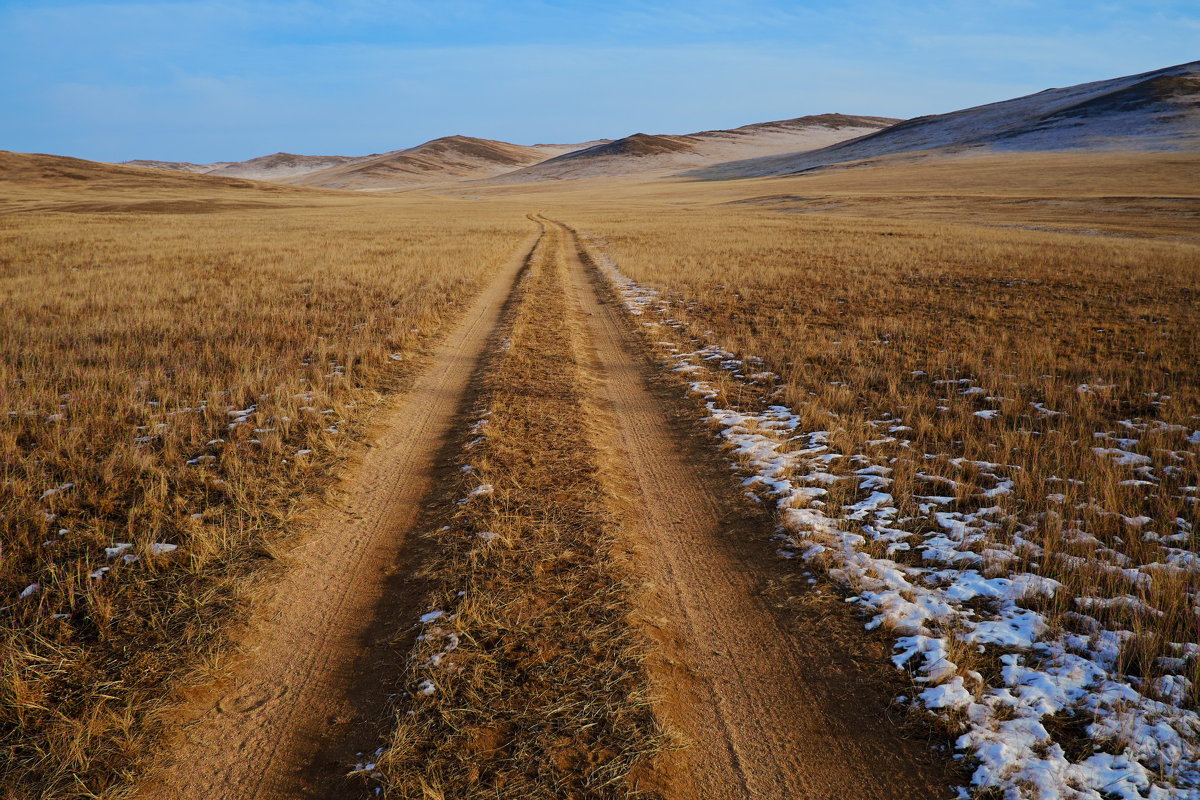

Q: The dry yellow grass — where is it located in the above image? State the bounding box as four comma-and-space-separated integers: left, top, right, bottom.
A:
4, 145, 1198, 796
458, 149, 1200, 239
561, 198, 1199, 708
539, 158, 1200, 791
0, 164, 529, 796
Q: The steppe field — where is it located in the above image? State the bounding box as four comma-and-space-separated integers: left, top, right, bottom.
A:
3, 69, 1200, 800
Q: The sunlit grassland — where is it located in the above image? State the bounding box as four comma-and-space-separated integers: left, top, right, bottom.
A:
0, 186, 527, 796
561, 182, 1200, 706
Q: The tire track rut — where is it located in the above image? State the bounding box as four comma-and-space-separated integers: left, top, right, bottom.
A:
549, 216, 954, 800
133, 228, 538, 800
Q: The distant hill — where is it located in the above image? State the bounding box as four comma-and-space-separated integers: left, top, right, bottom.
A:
286, 136, 566, 189
118, 154, 365, 180
486, 114, 899, 183
530, 139, 613, 157
122, 159, 232, 174
113, 117, 897, 188
688, 61, 1200, 180
0, 150, 317, 213
85, 62, 1200, 189
2, 150, 269, 191
206, 152, 366, 181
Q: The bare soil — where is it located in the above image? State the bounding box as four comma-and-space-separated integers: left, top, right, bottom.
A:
375, 216, 661, 798
553, 216, 956, 799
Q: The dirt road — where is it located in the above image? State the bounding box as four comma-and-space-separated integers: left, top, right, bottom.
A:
133, 229, 537, 800
136, 217, 951, 799
549, 216, 952, 800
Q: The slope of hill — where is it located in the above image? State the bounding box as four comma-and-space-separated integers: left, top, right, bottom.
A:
118, 138, 609, 189
117, 154, 363, 180
690, 61, 1200, 179
121, 159, 232, 173
531, 139, 613, 157
112, 115, 898, 189
0, 150, 312, 213
286, 135, 566, 189
205, 152, 367, 181
0, 150, 261, 191
689, 113, 898, 145
484, 114, 899, 183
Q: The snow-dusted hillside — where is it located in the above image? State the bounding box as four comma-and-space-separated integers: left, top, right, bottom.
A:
205, 152, 366, 181
691, 61, 1200, 179
122, 159, 232, 173
485, 114, 899, 183
284, 136, 562, 189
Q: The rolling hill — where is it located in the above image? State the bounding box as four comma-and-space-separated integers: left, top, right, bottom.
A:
114, 116, 897, 189
205, 152, 366, 181
485, 114, 899, 183
0, 150, 315, 214
122, 159, 232, 173
61, 61, 1200, 190
688, 60, 1200, 179
284, 136, 567, 189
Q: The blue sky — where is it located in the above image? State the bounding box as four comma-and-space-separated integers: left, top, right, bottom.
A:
1, 1, 1196, 163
